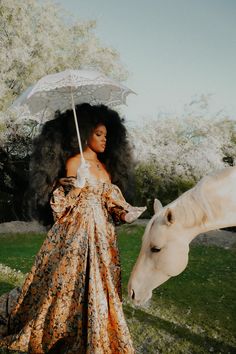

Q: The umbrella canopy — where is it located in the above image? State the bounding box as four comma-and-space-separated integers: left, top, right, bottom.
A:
14, 69, 135, 116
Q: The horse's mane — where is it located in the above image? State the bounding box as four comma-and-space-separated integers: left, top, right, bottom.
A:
173, 175, 217, 228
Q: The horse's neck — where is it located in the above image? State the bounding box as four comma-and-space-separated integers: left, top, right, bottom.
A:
175, 167, 236, 242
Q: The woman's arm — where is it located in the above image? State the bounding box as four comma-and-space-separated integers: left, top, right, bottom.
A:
50, 156, 82, 221
66, 156, 81, 195
105, 185, 146, 224
66, 155, 81, 177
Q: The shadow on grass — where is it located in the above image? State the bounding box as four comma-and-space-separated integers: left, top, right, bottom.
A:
124, 305, 236, 353
0, 282, 15, 296
0, 349, 27, 354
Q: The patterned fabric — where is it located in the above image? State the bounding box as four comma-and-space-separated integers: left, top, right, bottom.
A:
0, 180, 144, 353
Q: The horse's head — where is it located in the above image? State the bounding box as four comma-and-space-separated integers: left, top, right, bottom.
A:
128, 199, 191, 305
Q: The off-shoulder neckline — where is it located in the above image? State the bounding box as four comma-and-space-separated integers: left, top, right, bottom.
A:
67, 174, 111, 186
86, 174, 111, 186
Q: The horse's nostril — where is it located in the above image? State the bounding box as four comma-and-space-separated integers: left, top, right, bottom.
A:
131, 289, 135, 300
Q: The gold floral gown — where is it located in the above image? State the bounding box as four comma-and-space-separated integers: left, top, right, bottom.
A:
0, 178, 145, 353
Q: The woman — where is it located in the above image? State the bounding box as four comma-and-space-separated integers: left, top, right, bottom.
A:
0, 103, 146, 353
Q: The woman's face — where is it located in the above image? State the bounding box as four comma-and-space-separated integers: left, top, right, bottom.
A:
88, 124, 107, 153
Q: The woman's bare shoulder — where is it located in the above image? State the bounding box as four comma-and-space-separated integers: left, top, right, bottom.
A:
66, 154, 81, 165
66, 154, 81, 176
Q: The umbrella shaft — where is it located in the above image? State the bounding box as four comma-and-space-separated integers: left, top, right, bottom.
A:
71, 91, 84, 162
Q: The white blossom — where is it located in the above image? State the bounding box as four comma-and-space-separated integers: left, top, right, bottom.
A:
0, 263, 25, 286
130, 99, 236, 182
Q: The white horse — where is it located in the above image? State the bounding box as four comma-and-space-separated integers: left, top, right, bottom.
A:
128, 166, 236, 305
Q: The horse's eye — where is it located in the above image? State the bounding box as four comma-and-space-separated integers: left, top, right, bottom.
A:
150, 246, 161, 253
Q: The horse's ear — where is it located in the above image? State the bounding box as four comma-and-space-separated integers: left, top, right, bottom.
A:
164, 208, 175, 225
154, 198, 163, 214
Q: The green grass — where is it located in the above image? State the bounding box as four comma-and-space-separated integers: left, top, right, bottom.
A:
0, 233, 45, 294
0, 226, 236, 353
0, 232, 45, 273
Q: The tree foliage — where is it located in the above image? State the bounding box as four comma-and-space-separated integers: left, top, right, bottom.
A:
0, 0, 127, 112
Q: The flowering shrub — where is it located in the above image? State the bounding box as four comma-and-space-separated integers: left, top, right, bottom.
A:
134, 161, 195, 216
130, 100, 236, 215
0, 263, 25, 287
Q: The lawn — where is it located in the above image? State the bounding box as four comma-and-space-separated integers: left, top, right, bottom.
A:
0, 225, 236, 353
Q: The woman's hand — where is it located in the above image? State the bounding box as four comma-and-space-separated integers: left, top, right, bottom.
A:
122, 206, 147, 223
59, 177, 77, 188
66, 156, 90, 188
75, 160, 90, 188
59, 177, 80, 197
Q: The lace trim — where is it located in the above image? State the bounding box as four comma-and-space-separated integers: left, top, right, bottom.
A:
26, 69, 134, 114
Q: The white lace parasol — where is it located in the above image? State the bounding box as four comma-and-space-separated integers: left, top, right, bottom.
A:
13, 69, 135, 184
15, 69, 134, 115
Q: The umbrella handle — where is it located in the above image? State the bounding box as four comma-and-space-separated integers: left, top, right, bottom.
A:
70, 90, 85, 163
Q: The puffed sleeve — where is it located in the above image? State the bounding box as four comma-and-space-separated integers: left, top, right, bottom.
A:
50, 184, 80, 221
105, 184, 146, 225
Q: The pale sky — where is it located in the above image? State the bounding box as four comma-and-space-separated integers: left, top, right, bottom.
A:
56, 0, 236, 126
